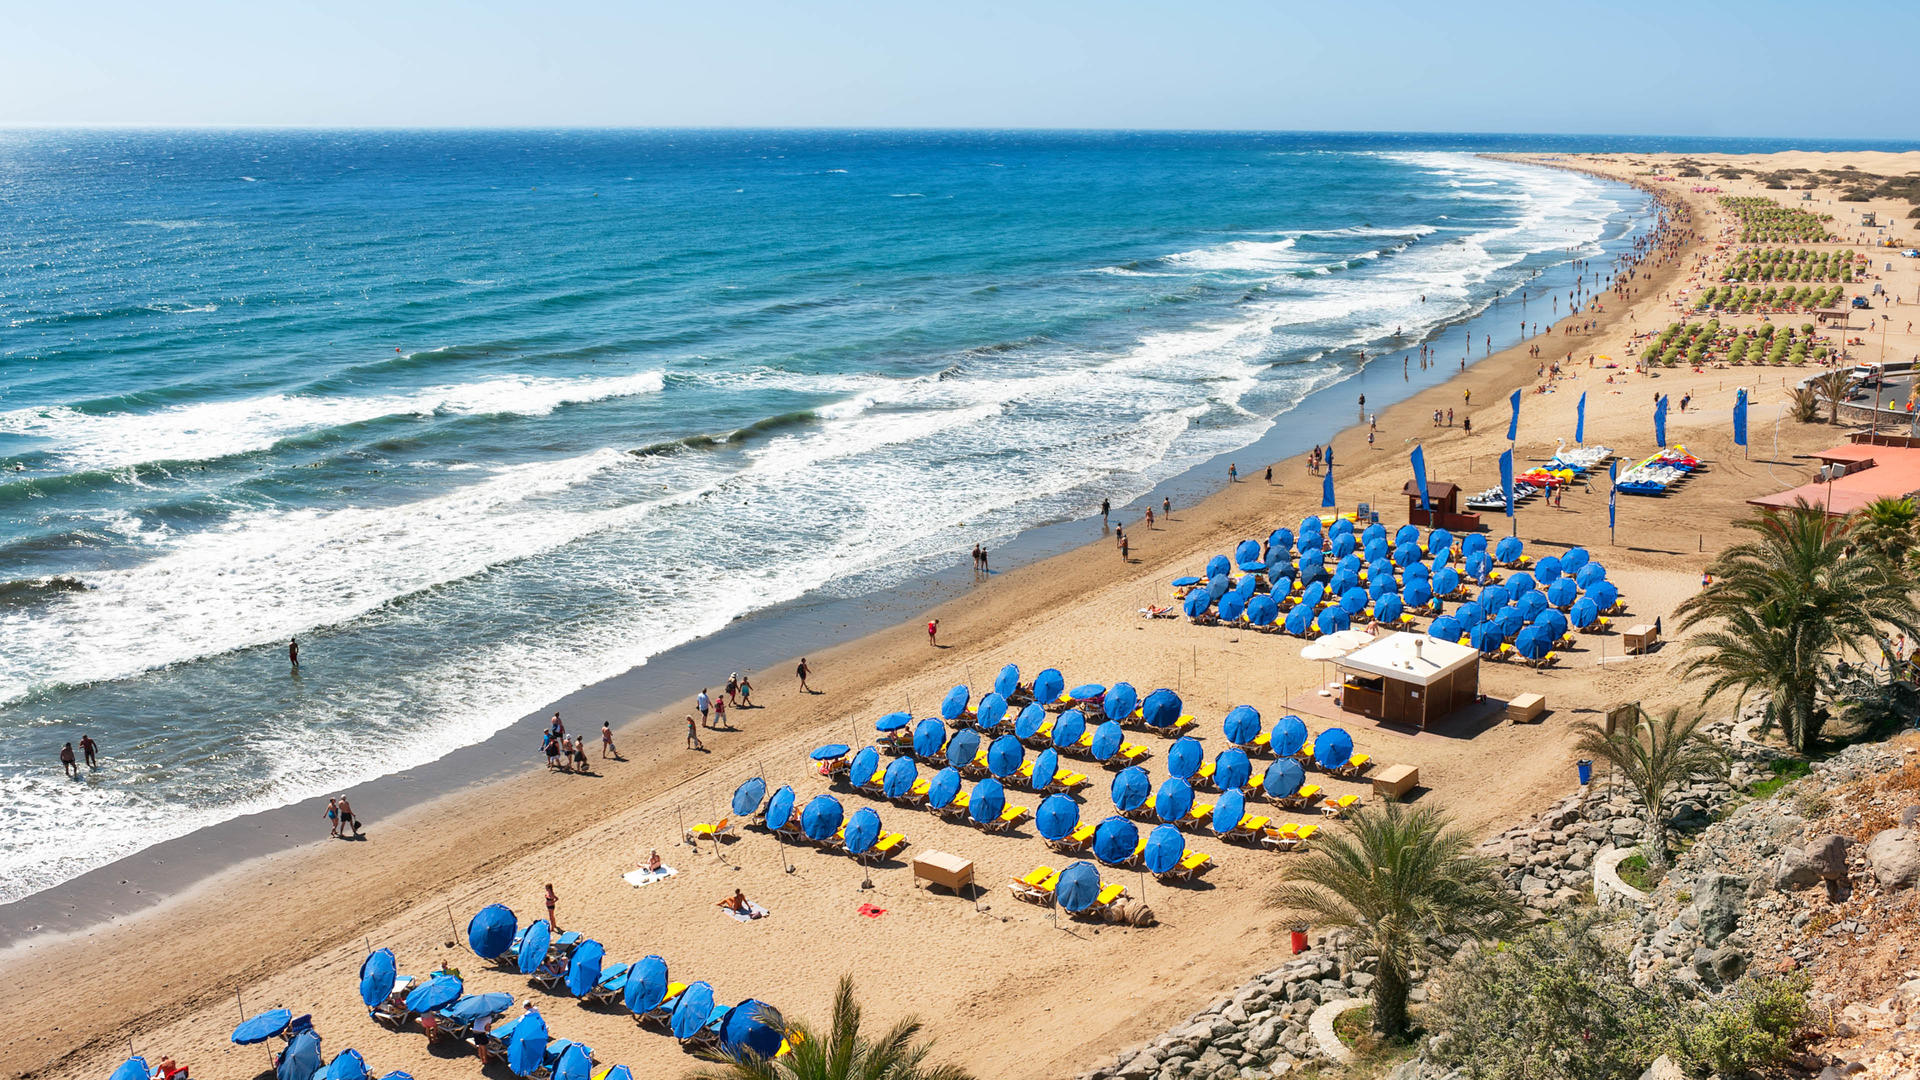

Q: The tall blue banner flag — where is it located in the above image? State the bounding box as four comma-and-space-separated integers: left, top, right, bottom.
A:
1732, 388, 1748, 447
1321, 465, 1335, 509
1410, 446, 1430, 512
1498, 450, 1515, 519
1654, 394, 1669, 448
1506, 388, 1521, 442
1575, 391, 1587, 445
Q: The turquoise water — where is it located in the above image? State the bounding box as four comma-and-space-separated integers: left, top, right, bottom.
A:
0, 130, 1657, 901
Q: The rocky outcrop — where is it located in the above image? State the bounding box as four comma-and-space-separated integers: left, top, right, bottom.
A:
1863, 828, 1919, 889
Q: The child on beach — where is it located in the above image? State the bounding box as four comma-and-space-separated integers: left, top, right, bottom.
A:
928, 619, 939, 646
687, 715, 704, 750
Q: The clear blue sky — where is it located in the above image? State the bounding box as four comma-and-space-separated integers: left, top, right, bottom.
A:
6, 0, 1917, 138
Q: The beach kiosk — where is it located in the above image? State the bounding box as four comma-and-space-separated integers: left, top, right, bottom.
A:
1401, 480, 1482, 532
1333, 631, 1479, 729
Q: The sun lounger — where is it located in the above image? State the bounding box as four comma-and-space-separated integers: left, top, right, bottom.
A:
1320, 793, 1360, 817
773, 817, 807, 842
635, 982, 689, 1031
873, 832, 909, 857
1274, 783, 1321, 811
1261, 822, 1321, 851
978, 803, 1031, 834
1174, 851, 1214, 880
1181, 802, 1217, 829
684, 818, 737, 844
582, 962, 631, 1006
936, 789, 973, 822
1331, 753, 1372, 779
1048, 822, 1096, 854
857, 769, 886, 795
1043, 769, 1090, 794
1192, 762, 1216, 787
528, 955, 569, 991
1215, 812, 1271, 843
1009, 865, 1060, 905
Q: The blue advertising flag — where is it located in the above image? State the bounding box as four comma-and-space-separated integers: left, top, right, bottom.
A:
1498, 449, 1515, 519
1654, 394, 1669, 448
1608, 459, 1618, 530
1321, 465, 1335, 509
1732, 388, 1748, 447
1506, 388, 1521, 442
1575, 391, 1587, 445
1410, 446, 1430, 512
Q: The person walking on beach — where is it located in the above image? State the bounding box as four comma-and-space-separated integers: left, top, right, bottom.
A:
738, 673, 753, 707
927, 619, 939, 647
1100, 498, 1110, 523
1228, 462, 1238, 482
1145, 506, 1155, 529
712, 694, 729, 729
289, 638, 299, 671
1264, 464, 1273, 484
544, 884, 560, 932
1463, 416, 1472, 436
725, 673, 739, 704
1463, 388, 1471, 406
59, 742, 76, 778
338, 795, 360, 837
79, 734, 97, 769
326, 797, 340, 837
1357, 393, 1365, 412
1120, 533, 1130, 561
1162, 496, 1171, 520
686, 715, 705, 750
601, 721, 618, 759
978, 546, 988, 573
796, 658, 812, 693
696, 688, 711, 727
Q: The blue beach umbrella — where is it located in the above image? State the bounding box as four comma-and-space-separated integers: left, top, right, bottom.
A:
1283, 604, 1313, 636
1301, 580, 1326, 609
1272, 715, 1310, 757
1300, 515, 1323, 540
1429, 527, 1454, 555
1494, 535, 1523, 564
976, 693, 1009, 731
1222, 705, 1261, 746
1590, 581, 1620, 612
623, 955, 670, 1014
1141, 688, 1181, 729
564, 941, 604, 998
945, 727, 981, 769
1428, 615, 1462, 642
1404, 560, 1430, 583
1014, 703, 1048, 740
882, 756, 917, 798
1394, 524, 1419, 547
721, 1001, 786, 1061
843, 807, 881, 855
1261, 758, 1305, 799
1167, 736, 1203, 779
1218, 592, 1246, 622
552, 1044, 592, 1080
1374, 593, 1404, 624
1214, 748, 1252, 791
808, 744, 850, 762
596, 1070, 633, 1080
515, 919, 551, 976
1207, 575, 1230, 601
444, 993, 513, 1025
670, 983, 715, 1042
1330, 516, 1354, 539
1313, 729, 1355, 771
1433, 566, 1461, 597
1331, 533, 1356, 559
1183, 590, 1210, 618
1036, 793, 1080, 841
1103, 682, 1139, 721
848, 745, 879, 786
1339, 587, 1368, 615
1517, 590, 1548, 620
987, 734, 1024, 778
1070, 683, 1106, 702
109, 1060, 148, 1080
1033, 668, 1065, 704
1235, 538, 1261, 565
1508, 570, 1537, 595
1031, 747, 1059, 790
1576, 562, 1607, 589
1212, 789, 1247, 835
1470, 620, 1504, 654
1315, 607, 1350, 635
1093, 815, 1139, 865
802, 795, 844, 841
276, 1032, 321, 1080
994, 663, 1021, 700
1479, 583, 1511, 610
1562, 547, 1591, 572
1394, 541, 1421, 566
1156, 778, 1195, 824
1206, 554, 1231, 579
1368, 576, 1395, 602
1110, 766, 1151, 812
731, 777, 767, 817
1455, 599, 1483, 628
912, 718, 946, 759
1535, 608, 1569, 641
1056, 862, 1102, 912
927, 766, 962, 810
1514, 625, 1551, 660
467, 904, 516, 959
232, 1009, 293, 1045
1401, 580, 1431, 608
1465, 551, 1493, 581
1547, 577, 1578, 608
1570, 596, 1600, 629
1461, 533, 1488, 557
874, 711, 911, 733
359, 948, 397, 1009
1248, 594, 1280, 626
1270, 526, 1295, 554
765, 785, 797, 831
1362, 521, 1386, 545
1051, 709, 1088, 750
507, 1012, 549, 1078
405, 973, 463, 1014
1144, 825, 1186, 876
939, 685, 969, 721
321, 1050, 369, 1080
1090, 720, 1124, 761
1534, 555, 1563, 584
968, 778, 1006, 825
1493, 606, 1524, 640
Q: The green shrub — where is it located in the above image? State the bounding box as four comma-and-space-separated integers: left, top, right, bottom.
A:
1664, 977, 1810, 1077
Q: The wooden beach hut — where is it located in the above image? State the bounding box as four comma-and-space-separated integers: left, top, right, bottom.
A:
1333, 631, 1479, 729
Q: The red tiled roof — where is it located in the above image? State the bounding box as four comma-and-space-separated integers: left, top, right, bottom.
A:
1750, 444, 1920, 515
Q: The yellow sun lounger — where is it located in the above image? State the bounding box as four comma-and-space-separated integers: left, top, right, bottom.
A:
1009, 865, 1060, 904
872, 832, 908, 856
979, 803, 1031, 834
1321, 793, 1360, 817
1274, 783, 1321, 810
1048, 821, 1096, 853
1181, 802, 1217, 828
685, 818, 737, 843
1331, 753, 1372, 778
1261, 822, 1320, 851
1116, 743, 1153, 765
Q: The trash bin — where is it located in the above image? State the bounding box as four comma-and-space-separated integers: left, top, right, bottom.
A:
1290, 927, 1309, 954
1577, 759, 1593, 786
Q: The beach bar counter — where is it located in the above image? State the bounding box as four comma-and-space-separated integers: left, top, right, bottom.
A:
1334, 632, 1479, 729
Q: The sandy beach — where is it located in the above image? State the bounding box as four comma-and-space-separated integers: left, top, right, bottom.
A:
8, 150, 1920, 1080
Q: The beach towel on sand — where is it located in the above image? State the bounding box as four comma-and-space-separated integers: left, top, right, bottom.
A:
623, 866, 678, 887
725, 902, 770, 923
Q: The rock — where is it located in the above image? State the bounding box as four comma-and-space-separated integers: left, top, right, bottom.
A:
1695, 873, 1748, 945
1900, 805, 1919, 828
1865, 829, 1920, 889
1806, 834, 1852, 880
1639, 1054, 1687, 1080
1710, 945, 1748, 982
1773, 847, 1822, 890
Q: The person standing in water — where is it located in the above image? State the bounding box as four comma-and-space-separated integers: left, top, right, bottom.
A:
79, 734, 98, 769
59, 742, 77, 778
289, 638, 300, 671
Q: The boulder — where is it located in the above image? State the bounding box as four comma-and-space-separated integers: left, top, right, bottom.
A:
1639, 1054, 1687, 1080
1805, 834, 1852, 881
1694, 873, 1748, 946
1865, 829, 1920, 889
1772, 847, 1822, 891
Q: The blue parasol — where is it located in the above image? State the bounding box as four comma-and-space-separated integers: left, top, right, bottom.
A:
1517, 590, 1548, 620
1470, 619, 1504, 654
912, 718, 946, 758
1405, 560, 1431, 583
1547, 577, 1578, 608
801, 795, 844, 841
1428, 615, 1462, 642
596, 1069, 633, 1080
232, 1008, 293, 1045
1454, 599, 1482, 627
1031, 747, 1059, 790
1222, 705, 1260, 746
1014, 703, 1048, 740
976, 693, 1009, 731
404, 973, 462, 1014
1051, 709, 1087, 750
848, 746, 880, 786
1534, 607, 1569, 640
1070, 683, 1106, 701
1339, 587, 1368, 615
1271, 715, 1309, 757
968, 778, 1006, 825
1494, 535, 1523, 564
1183, 589, 1211, 618
109, 1060, 148, 1080
1479, 583, 1510, 610
721, 1001, 786, 1061
1261, 757, 1305, 798
1143, 825, 1186, 876
809, 744, 850, 762
843, 807, 881, 855
1092, 815, 1139, 865
1155, 778, 1195, 824
1214, 748, 1252, 791
444, 993, 513, 1024
1089, 720, 1123, 761
874, 711, 912, 733
1562, 546, 1590, 572
1394, 541, 1421, 567
882, 756, 917, 799
1284, 604, 1312, 635
1374, 593, 1404, 624
1270, 526, 1296, 553
623, 955, 670, 1014
1401, 580, 1431, 608
1036, 794, 1079, 841
1576, 562, 1607, 589
564, 941, 604, 998
1434, 566, 1461, 597
1507, 570, 1536, 595
1212, 789, 1247, 835
1534, 554, 1563, 584
987, 734, 1024, 778
1033, 668, 1065, 704
507, 1011, 549, 1078
927, 767, 962, 810
1248, 594, 1280, 625
1461, 532, 1488, 557
1235, 539, 1261, 565
1140, 688, 1182, 728
993, 663, 1020, 700
552, 1044, 592, 1080
1589, 580, 1619, 611
276, 1033, 321, 1080
1110, 766, 1151, 812
1103, 682, 1139, 721
1313, 728, 1355, 771
1206, 554, 1231, 579
1331, 532, 1356, 560
1570, 596, 1599, 629
359, 948, 396, 1009
669, 982, 715, 1042
1465, 551, 1493, 580
765, 785, 797, 831
1316, 607, 1351, 635
1207, 575, 1230, 602
515, 919, 551, 976
322, 1050, 370, 1080
1218, 593, 1246, 623
939, 685, 970, 720
945, 727, 981, 769
731, 777, 767, 817
1056, 861, 1102, 912
1167, 736, 1203, 779
1514, 625, 1551, 660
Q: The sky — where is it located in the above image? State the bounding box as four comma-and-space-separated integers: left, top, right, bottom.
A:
5, 0, 1918, 138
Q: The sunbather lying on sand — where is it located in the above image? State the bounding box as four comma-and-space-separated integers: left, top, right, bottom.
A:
716, 889, 769, 919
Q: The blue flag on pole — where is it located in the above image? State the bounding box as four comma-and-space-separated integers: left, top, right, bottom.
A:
1321, 464, 1335, 509
1498, 449, 1515, 518
1654, 394, 1668, 448
1410, 446, 1430, 513
1506, 388, 1521, 442
1608, 459, 1618, 531
1574, 391, 1587, 445
1732, 388, 1748, 447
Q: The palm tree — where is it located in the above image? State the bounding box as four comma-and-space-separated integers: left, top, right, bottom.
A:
1812, 369, 1851, 424
1786, 386, 1822, 424
1268, 802, 1520, 1041
1573, 706, 1725, 869
1676, 501, 1920, 752
689, 976, 974, 1080
1856, 495, 1918, 568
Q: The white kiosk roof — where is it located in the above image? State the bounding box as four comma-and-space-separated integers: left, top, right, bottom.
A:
1336, 631, 1478, 687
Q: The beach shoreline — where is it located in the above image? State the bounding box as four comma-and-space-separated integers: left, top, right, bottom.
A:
12, 149, 1906, 1080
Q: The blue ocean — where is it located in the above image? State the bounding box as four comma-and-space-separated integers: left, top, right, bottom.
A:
0, 129, 1680, 902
